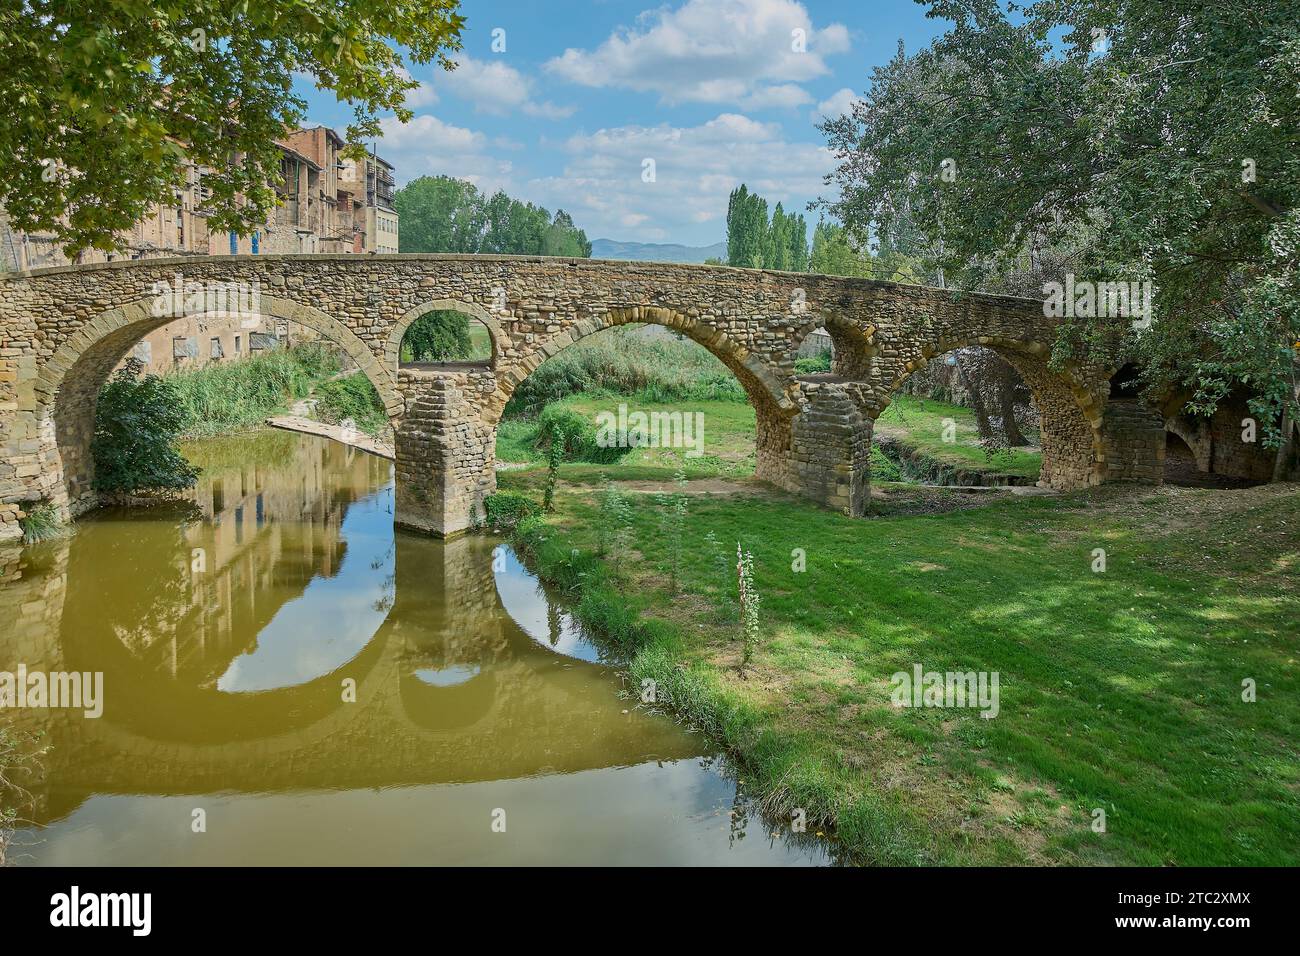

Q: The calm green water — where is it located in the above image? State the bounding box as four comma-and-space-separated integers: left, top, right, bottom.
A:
1, 431, 830, 865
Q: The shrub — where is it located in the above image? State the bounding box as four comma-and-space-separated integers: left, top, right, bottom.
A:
483, 491, 541, 531
870, 443, 902, 482
313, 372, 388, 436
92, 363, 200, 494
535, 405, 628, 465
401, 310, 471, 362
18, 503, 67, 545
795, 351, 833, 375
505, 325, 745, 415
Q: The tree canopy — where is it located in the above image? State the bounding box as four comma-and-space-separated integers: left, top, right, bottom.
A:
1, 0, 465, 257
819, 0, 1299, 441
394, 175, 592, 257
402, 310, 472, 363
725, 185, 808, 271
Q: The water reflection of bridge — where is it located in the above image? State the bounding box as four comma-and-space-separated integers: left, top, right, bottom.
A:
0, 435, 696, 826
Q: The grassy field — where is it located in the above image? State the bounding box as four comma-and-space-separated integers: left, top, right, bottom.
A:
495, 464, 1299, 866
497, 394, 758, 477
497, 391, 1041, 484
876, 394, 1042, 480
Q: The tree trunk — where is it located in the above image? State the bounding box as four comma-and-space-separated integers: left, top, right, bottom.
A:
997, 364, 1029, 446
953, 354, 994, 440
1273, 404, 1295, 482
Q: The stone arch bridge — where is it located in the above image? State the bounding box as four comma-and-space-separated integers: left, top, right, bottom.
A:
0, 254, 1163, 539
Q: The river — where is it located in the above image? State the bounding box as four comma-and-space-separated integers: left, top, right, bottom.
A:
1, 430, 832, 865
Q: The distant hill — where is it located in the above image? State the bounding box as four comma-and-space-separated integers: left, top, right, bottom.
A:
590, 238, 726, 264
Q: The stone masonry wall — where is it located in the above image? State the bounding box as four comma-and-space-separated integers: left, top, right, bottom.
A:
0, 254, 1144, 539
1100, 399, 1166, 482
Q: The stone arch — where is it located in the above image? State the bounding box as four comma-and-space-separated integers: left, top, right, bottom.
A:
394, 304, 799, 539
882, 334, 1105, 490
36, 294, 402, 515
386, 299, 505, 372
791, 312, 879, 380
491, 305, 794, 425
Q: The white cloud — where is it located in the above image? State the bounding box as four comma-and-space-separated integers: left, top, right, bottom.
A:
377, 114, 515, 193
741, 83, 814, 110
811, 86, 860, 123
544, 0, 850, 108
526, 113, 834, 241
406, 84, 440, 109
415, 55, 575, 119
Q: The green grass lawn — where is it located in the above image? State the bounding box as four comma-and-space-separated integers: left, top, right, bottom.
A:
498, 391, 1042, 484
496, 394, 759, 478
468, 322, 492, 360
877, 394, 1042, 480
498, 468, 1300, 866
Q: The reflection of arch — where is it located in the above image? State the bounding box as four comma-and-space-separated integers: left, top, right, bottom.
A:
492, 305, 795, 425
387, 298, 504, 372
399, 666, 498, 731
882, 334, 1105, 489
37, 295, 402, 511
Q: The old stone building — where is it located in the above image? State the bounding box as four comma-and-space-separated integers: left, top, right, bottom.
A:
0, 126, 396, 270
277, 126, 353, 254
340, 153, 401, 254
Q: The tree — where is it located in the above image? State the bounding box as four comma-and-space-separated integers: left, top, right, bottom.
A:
395, 176, 591, 257
769, 203, 792, 271
92, 361, 200, 494
808, 221, 874, 278
403, 310, 472, 362
393, 175, 485, 254
0, 1, 465, 258
726, 185, 768, 268
787, 211, 809, 271
542, 210, 593, 258
819, 1, 1300, 446
725, 185, 809, 271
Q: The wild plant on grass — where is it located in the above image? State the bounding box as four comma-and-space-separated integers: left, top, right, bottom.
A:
597, 478, 635, 574
736, 542, 760, 677
655, 470, 688, 593
540, 409, 589, 511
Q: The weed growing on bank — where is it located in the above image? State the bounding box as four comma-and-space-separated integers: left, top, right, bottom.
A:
167, 343, 341, 436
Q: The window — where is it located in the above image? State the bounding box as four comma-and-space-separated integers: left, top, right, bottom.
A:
234, 335, 241, 354
210, 337, 224, 359
172, 336, 198, 360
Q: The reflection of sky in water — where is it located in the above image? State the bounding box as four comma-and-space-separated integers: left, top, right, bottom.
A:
217, 486, 395, 693
412, 665, 480, 687
492, 545, 601, 662
20, 758, 831, 866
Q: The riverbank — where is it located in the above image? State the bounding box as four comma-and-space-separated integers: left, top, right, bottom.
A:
266, 415, 394, 460
496, 466, 1300, 865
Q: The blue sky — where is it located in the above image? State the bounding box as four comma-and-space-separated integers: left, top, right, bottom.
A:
295, 0, 950, 246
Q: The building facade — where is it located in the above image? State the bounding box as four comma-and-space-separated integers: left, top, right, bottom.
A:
0, 127, 400, 375
1, 127, 399, 269
341, 153, 400, 254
